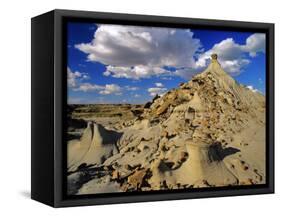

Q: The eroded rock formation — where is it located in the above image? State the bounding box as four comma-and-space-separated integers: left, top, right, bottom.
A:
67, 54, 265, 194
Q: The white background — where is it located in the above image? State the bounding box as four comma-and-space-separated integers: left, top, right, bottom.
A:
0, 0, 279, 216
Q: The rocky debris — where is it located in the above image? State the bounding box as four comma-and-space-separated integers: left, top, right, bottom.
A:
111, 170, 119, 180
67, 171, 92, 195
67, 165, 112, 195
127, 168, 148, 189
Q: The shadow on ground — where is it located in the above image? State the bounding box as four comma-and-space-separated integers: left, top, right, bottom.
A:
19, 191, 31, 199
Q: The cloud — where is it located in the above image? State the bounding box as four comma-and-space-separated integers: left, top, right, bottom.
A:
68, 96, 113, 104
67, 67, 90, 87
82, 74, 90, 80
67, 68, 79, 87
72, 81, 122, 96
124, 85, 139, 91
73, 83, 104, 92
75, 25, 201, 79
68, 67, 122, 95
148, 87, 167, 96
243, 33, 266, 57
195, 33, 265, 76
155, 82, 163, 87
134, 94, 141, 98
147, 83, 167, 96
68, 97, 83, 104
246, 85, 259, 93
99, 84, 122, 95
173, 67, 201, 80
75, 25, 265, 80
103, 65, 171, 79
195, 38, 248, 75
161, 76, 173, 80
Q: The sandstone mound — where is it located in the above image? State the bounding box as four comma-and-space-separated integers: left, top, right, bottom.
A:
68, 121, 121, 171
68, 54, 266, 193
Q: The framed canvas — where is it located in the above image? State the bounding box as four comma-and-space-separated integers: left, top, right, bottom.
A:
31, 9, 274, 207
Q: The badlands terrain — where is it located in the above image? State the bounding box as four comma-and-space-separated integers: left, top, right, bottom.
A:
67, 54, 266, 195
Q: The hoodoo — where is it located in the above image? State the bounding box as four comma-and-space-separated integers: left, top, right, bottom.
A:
68, 121, 120, 171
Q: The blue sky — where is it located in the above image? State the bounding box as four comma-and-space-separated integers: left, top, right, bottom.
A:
67, 22, 266, 104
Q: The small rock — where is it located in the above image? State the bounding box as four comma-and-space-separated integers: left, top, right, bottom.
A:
127, 169, 147, 189
124, 164, 133, 170
180, 152, 188, 161
161, 130, 168, 138
112, 170, 119, 179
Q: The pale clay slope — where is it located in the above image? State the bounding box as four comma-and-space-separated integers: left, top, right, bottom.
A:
67, 55, 266, 194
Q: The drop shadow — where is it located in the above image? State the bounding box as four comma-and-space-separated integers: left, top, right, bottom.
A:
19, 190, 31, 199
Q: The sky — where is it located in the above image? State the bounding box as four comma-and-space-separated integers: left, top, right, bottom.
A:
67, 22, 266, 104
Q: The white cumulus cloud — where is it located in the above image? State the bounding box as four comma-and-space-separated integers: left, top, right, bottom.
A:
124, 85, 139, 91
134, 94, 141, 98
147, 83, 167, 96
243, 33, 266, 57
68, 67, 122, 95
99, 84, 122, 95
67, 68, 80, 87
148, 87, 167, 96
155, 82, 164, 87
75, 25, 265, 80
67, 67, 91, 87
195, 33, 265, 76
72, 81, 122, 96
246, 85, 259, 93
103, 65, 171, 79
75, 25, 201, 79
73, 83, 104, 92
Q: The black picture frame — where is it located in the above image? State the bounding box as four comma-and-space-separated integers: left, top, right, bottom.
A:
31, 9, 274, 207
